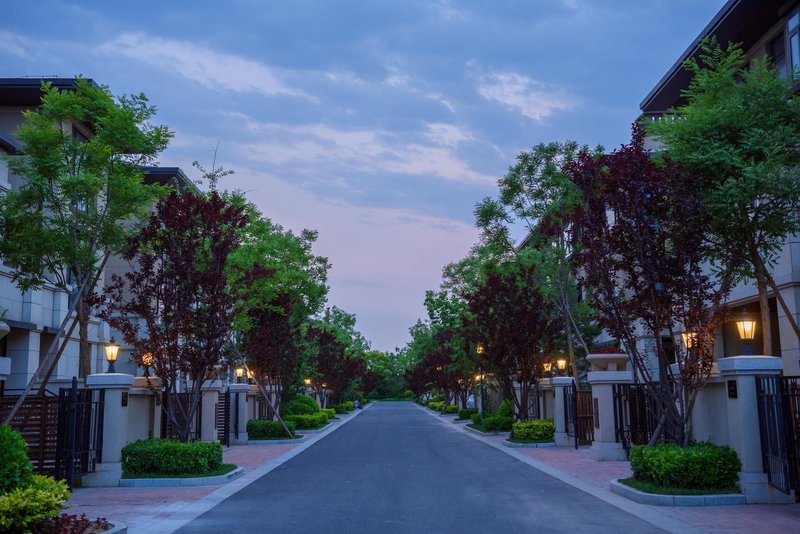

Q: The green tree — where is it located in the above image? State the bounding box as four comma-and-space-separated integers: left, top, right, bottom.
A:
0, 78, 171, 377
648, 38, 800, 354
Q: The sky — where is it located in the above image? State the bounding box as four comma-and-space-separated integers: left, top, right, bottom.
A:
1, 0, 726, 351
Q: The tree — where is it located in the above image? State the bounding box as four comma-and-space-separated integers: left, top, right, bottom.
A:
99, 190, 247, 442
566, 125, 728, 445
475, 141, 600, 382
0, 78, 171, 377
648, 38, 800, 355
304, 324, 361, 405
463, 262, 562, 421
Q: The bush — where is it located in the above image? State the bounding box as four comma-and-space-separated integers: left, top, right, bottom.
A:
343, 401, 355, 411
34, 513, 111, 534
0, 474, 70, 533
282, 395, 320, 416
121, 439, 223, 476
498, 399, 513, 418
322, 408, 336, 419
284, 412, 329, 429
0, 424, 33, 494
471, 413, 482, 425
458, 408, 478, 420
247, 419, 296, 439
512, 419, 555, 442
402, 390, 414, 399
428, 401, 445, 411
331, 404, 348, 414
482, 415, 514, 431
629, 442, 741, 490
443, 405, 459, 414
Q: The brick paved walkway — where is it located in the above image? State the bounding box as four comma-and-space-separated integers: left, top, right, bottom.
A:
66, 443, 298, 532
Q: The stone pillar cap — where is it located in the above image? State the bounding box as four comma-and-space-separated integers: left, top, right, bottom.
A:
86, 373, 135, 389
586, 353, 629, 371
718, 355, 783, 376
551, 377, 575, 386
587, 370, 634, 385
227, 383, 251, 392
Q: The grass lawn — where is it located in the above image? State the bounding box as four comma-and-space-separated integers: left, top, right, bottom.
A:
122, 463, 238, 479
620, 477, 740, 496
466, 423, 510, 434
506, 437, 553, 444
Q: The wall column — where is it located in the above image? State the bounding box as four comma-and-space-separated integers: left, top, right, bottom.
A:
200, 380, 223, 442
83, 373, 134, 487
587, 353, 632, 461
552, 377, 573, 447
228, 383, 250, 445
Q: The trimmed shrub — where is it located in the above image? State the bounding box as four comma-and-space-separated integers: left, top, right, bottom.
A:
343, 401, 355, 411
629, 442, 741, 490
0, 424, 33, 494
483, 415, 514, 431
498, 399, 513, 418
511, 419, 555, 441
284, 412, 329, 429
0, 474, 71, 532
282, 395, 320, 416
470, 413, 482, 425
458, 408, 478, 420
331, 404, 348, 414
121, 439, 223, 476
428, 401, 445, 411
323, 408, 336, 419
402, 390, 414, 399
443, 405, 459, 414
247, 419, 296, 439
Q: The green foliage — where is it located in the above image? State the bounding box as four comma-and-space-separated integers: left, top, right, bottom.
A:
247, 419, 296, 439
323, 408, 336, 419
0, 425, 33, 494
331, 404, 348, 414
443, 405, 459, 414
121, 439, 223, 476
0, 475, 71, 533
283, 412, 329, 429
281, 395, 320, 416
511, 419, 555, 441
482, 415, 514, 431
471, 413, 482, 425
428, 401, 445, 411
497, 399, 513, 418
459, 408, 478, 420
629, 442, 741, 490
342, 401, 355, 411
402, 390, 414, 399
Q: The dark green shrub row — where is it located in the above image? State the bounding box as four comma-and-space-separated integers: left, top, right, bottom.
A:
458, 408, 478, 420
332, 404, 348, 414
322, 408, 336, 419
629, 442, 741, 489
512, 419, 554, 441
121, 439, 223, 475
471, 413, 482, 425
247, 419, 296, 439
284, 412, 329, 429
498, 399, 513, 418
428, 401, 445, 411
402, 390, 414, 399
343, 401, 355, 411
483, 416, 514, 431
443, 405, 459, 414
282, 395, 320, 416
0, 424, 33, 494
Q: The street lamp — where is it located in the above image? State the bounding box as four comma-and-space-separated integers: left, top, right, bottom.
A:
304, 378, 312, 386
736, 317, 757, 355
141, 351, 153, 377
543, 361, 553, 374
104, 338, 120, 373
681, 331, 696, 350
556, 357, 568, 375
476, 343, 484, 355
235, 367, 244, 383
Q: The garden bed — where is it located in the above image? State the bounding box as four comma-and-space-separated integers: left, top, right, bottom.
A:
503, 438, 555, 448
465, 423, 510, 435
249, 435, 306, 444
611, 479, 744, 506
120, 465, 243, 487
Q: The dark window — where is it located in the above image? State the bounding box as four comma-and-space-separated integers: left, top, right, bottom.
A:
661, 336, 676, 364
789, 11, 800, 78
771, 34, 787, 77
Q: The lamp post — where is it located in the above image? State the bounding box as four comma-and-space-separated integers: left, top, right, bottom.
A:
736, 317, 757, 355
141, 351, 153, 377
235, 367, 244, 383
104, 338, 120, 373
475, 344, 485, 416
556, 357, 568, 376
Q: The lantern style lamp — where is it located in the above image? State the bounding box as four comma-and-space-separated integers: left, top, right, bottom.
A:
736, 317, 757, 355
141, 351, 153, 377
235, 367, 244, 383
304, 378, 312, 386
104, 338, 120, 373
543, 361, 553, 374
681, 332, 696, 350
476, 343, 484, 355
556, 357, 568, 374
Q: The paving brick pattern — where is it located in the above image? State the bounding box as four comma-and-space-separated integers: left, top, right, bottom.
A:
66, 443, 298, 532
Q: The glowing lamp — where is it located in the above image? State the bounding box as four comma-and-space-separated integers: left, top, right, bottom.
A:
681, 332, 696, 349
104, 338, 120, 373
476, 343, 484, 355
235, 367, 244, 381
556, 358, 568, 371
543, 362, 553, 373
736, 320, 756, 341
304, 378, 312, 385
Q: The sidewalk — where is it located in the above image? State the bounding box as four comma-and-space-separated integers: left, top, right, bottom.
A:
470, 431, 800, 533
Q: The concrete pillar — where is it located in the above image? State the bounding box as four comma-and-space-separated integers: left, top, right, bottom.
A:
131, 376, 161, 439
587, 353, 632, 461
718, 356, 794, 503
5, 329, 39, 390
200, 380, 223, 442
777, 286, 800, 375
83, 373, 134, 486
228, 383, 250, 445
552, 377, 574, 447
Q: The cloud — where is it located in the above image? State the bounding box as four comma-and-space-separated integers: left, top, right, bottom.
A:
478, 71, 578, 121
100, 33, 315, 101
0, 31, 32, 58
227, 114, 495, 184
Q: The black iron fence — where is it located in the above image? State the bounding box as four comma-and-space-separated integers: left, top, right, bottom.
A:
565, 385, 594, 446
756, 375, 800, 496
161, 392, 202, 441
54, 378, 104, 489
612, 383, 658, 452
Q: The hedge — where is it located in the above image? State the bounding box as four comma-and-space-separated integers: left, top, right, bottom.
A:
322, 408, 336, 419
443, 405, 459, 414
121, 439, 223, 476
511, 419, 554, 441
0, 475, 71, 533
428, 401, 445, 411
282, 395, 320, 416
471, 413, 482, 425
0, 424, 33, 494
247, 419, 297, 439
331, 404, 348, 414
342, 401, 355, 411
458, 408, 478, 420
402, 390, 414, 399
629, 442, 741, 489
284, 412, 329, 429
498, 399, 513, 418
482, 415, 513, 431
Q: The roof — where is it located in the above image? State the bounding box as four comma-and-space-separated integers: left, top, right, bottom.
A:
0, 134, 19, 154
640, 0, 787, 115
141, 166, 198, 193
0, 78, 99, 107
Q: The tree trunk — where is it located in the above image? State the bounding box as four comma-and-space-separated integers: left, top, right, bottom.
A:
750, 241, 773, 355
563, 307, 580, 387
761, 258, 800, 345
77, 297, 92, 379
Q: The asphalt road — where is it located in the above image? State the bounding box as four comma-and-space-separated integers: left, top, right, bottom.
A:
178, 402, 664, 533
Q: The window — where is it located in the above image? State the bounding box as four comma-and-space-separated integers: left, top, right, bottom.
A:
771, 34, 787, 77
789, 11, 800, 78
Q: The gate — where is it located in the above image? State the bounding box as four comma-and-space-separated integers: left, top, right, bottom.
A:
54, 378, 105, 488
217, 390, 230, 445
612, 383, 657, 452
565, 385, 594, 447
161, 392, 202, 441
756, 376, 799, 496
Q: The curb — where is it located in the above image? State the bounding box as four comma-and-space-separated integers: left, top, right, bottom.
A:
290, 424, 332, 434
463, 424, 510, 437
502, 440, 556, 449
452, 419, 470, 424
105, 521, 127, 533
609, 479, 746, 507
248, 436, 308, 445
120, 467, 244, 488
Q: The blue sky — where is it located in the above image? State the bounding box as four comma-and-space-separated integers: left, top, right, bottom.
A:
2, 0, 725, 351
